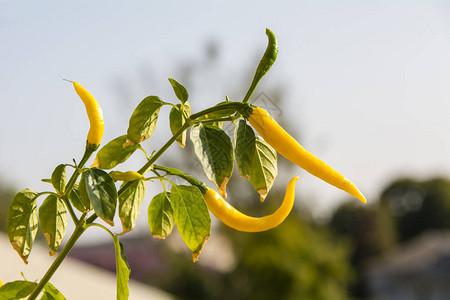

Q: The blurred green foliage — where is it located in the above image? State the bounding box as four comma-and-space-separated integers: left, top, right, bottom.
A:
156, 209, 355, 300
0, 181, 14, 232
380, 177, 450, 241
331, 202, 397, 264
330, 176, 450, 299
222, 212, 354, 300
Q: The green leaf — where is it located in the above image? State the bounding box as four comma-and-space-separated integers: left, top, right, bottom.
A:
6, 189, 38, 264
169, 102, 191, 148
234, 120, 278, 201
168, 78, 189, 103
190, 124, 234, 197
148, 191, 174, 239
80, 169, 118, 226
92, 135, 139, 170
118, 179, 147, 235
0, 280, 37, 300
41, 282, 66, 300
51, 164, 66, 195
68, 185, 88, 213
126, 96, 164, 145
112, 235, 130, 300
170, 185, 210, 262
78, 173, 93, 212
38, 195, 67, 256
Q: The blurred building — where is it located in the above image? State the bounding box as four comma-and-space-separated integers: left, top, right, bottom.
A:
0, 233, 173, 299
69, 231, 236, 280
366, 231, 450, 300
69, 234, 169, 282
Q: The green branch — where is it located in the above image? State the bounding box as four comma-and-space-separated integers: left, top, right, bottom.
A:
28, 100, 252, 299
27, 215, 87, 300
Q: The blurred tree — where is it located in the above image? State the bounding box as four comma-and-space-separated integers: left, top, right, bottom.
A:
380, 177, 450, 242
330, 176, 450, 299
330, 201, 397, 298
0, 181, 15, 232
331, 202, 397, 263
221, 210, 355, 300
155, 253, 225, 300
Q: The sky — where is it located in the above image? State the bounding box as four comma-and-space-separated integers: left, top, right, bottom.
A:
2, 0, 450, 228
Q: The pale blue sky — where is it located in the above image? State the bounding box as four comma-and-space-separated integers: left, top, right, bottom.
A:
2, 0, 450, 222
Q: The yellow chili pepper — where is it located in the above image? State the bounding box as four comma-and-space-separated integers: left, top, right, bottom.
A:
73, 81, 104, 148
203, 176, 299, 232
248, 107, 366, 203
0, 279, 2, 287
109, 171, 144, 182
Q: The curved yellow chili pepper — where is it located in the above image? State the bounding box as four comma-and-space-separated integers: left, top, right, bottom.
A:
203, 176, 298, 232
109, 171, 144, 182
248, 107, 366, 203
73, 81, 104, 147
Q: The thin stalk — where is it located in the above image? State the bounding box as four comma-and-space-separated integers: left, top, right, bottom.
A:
27, 218, 87, 300
61, 147, 94, 224
61, 198, 78, 226
36, 191, 57, 197
86, 223, 115, 237
243, 81, 258, 103
190, 102, 249, 119
63, 147, 92, 198
153, 164, 207, 190
198, 116, 238, 124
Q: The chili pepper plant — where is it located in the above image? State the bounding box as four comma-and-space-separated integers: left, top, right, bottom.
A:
1, 29, 365, 300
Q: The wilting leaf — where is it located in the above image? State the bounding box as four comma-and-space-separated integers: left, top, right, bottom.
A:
6, 189, 38, 264
92, 135, 139, 170
170, 185, 210, 261
190, 124, 233, 197
234, 120, 277, 201
148, 191, 174, 239
118, 179, 146, 235
112, 235, 130, 300
126, 96, 164, 144
169, 102, 191, 147
38, 195, 67, 256
51, 164, 66, 194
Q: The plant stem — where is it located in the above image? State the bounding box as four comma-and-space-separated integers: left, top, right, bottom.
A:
153, 165, 208, 192
198, 116, 238, 124
27, 218, 87, 300
243, 81, 258, 103
62, 147, 94, 224
62, 198, 78, 226
190, 102, 249, 119
138, 121, 193, 174
64, 147, 92, 198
